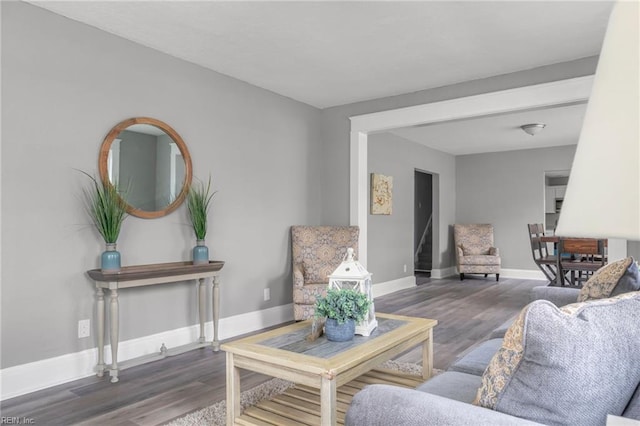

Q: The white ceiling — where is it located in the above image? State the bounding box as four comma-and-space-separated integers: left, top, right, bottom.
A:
28, 1, 612, 155
389, 102, 588, 155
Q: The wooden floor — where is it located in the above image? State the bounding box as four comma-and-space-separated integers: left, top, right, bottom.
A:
0, 276, 542, 425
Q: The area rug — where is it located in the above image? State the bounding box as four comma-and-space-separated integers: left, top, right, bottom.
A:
166, 360, 430, 426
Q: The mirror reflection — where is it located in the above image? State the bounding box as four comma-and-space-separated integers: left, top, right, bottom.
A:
99, 118, 192, 219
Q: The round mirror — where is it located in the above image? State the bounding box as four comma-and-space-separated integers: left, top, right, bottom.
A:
99, 117, 193, 219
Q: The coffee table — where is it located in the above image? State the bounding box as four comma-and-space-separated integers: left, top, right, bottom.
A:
222, 312, 437, 425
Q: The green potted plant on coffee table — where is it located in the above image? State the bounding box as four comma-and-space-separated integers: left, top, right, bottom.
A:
314, 288, 371, 342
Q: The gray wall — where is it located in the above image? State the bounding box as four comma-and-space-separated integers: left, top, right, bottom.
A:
1, 2, 603, 372
628, 242, 640, 260
1, 2, 323, 368
368, 133, 456, 283
456, 145, 577, 270
319, 57, 598, 226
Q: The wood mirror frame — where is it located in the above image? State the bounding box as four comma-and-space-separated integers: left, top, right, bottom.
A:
98, 117, 193, 219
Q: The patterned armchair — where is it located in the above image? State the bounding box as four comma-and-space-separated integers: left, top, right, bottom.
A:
291, 226, 359, 320
454, 224, 501, 281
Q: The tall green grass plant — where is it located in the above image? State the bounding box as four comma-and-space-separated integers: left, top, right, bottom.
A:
187, 177, 216, 240
80, 171, 128, 244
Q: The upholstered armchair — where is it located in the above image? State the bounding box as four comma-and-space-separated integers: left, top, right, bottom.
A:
453, 224, 501, 281
291, 226, 359, 320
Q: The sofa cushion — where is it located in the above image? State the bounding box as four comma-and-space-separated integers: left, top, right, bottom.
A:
459, 255, 501, 266
530, 286, 581, 307
346, 384, 543, 426
623, 383, 640, 420
474, 291, 640, 426
488, 317, 516, 339
578, 257, 640, 302
449, 338, 503, 376
416, 371, 483, 404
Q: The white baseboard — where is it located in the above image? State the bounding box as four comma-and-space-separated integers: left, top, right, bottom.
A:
372, 276, 416, 298
427, 267, 546, 281
431, 266, 456, 279
0, 304, 294, 401
499, 269, 547, 281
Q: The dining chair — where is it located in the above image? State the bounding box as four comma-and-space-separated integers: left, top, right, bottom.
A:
527, 224, 558, 284
557, 238, 607, 286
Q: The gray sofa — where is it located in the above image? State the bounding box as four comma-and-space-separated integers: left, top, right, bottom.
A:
346, 286, 640, 425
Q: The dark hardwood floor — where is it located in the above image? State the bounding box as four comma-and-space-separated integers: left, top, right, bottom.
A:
0, 276, 542, 425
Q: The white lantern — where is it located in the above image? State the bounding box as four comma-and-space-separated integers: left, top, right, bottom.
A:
328, 248, 378, 336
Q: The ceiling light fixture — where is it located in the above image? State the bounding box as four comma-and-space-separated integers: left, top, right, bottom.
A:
520, 123, 546, 136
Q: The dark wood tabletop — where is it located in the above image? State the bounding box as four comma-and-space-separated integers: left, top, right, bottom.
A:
87, 260, 225, 282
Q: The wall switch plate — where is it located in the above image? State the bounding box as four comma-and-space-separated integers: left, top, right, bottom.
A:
78, 319, 90, 338
264, 288, 271, 301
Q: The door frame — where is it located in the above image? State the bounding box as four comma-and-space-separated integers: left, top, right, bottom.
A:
349, 75, 594, 267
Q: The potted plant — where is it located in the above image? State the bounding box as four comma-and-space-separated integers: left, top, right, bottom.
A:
187, 177, 216, 265
80, 171, 128, 272
314, 288, 371, 342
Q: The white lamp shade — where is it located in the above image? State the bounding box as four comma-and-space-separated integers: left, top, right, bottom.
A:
555, 1, 640, 241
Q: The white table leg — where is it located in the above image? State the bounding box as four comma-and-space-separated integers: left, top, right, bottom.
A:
109, 288, 119, 383
212, 276, 220, 351
320, 375, 337, 426
96, 286, 105, 377
198, 278, 206, 343
226, 352, 240, 425
422, 328, 433, 380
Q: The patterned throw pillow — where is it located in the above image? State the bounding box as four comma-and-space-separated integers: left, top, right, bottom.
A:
474, 292, 640, 425
578, 257, 640, 302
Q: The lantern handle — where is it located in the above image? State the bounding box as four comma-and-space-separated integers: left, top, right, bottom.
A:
344, 247, 356, 262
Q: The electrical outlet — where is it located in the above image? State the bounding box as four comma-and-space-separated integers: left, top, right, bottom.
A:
264, 288, 271, 301
403, 264, 407, 273
78, 319, 90, 338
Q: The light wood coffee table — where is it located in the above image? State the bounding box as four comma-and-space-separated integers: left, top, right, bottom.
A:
222, 312, 437, 425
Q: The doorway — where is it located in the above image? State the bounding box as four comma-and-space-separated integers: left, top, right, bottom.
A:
414, 170, 433, 275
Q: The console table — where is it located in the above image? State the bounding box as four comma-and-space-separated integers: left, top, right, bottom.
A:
87, 260, 224, 383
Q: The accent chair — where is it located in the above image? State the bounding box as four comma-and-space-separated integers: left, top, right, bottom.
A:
291, 225, 360, 320
454, 223, 501, 281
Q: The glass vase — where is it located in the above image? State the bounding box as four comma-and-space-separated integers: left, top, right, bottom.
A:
101, 243, 121, 272
193, 239, 209, 265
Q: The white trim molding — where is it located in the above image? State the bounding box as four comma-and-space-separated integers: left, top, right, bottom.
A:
431, 267, 546, 281
430, 267, 457, 279
372, 276, 416, 298
0, 304, 294, 401
349, 76, 594, 268
499, 269, 547, 281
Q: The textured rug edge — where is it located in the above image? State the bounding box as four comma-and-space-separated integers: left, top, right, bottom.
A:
166, 361, 432, 426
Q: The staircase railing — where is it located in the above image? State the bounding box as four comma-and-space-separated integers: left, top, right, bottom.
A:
414, 213, 433, 263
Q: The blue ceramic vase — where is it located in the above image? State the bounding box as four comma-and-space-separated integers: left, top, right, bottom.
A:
193, 239, 209, 265
324, 318, 356, 342
101, 243, 121, 272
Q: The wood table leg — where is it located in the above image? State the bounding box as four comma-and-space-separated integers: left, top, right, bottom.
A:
226, 352, 240, 425
198, 278, 206, 343
212, 276, 220, 351
320, 375, 337, 426
422, 328, 433, 380
109, 288, 119, 383
96, 287, 105, 377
